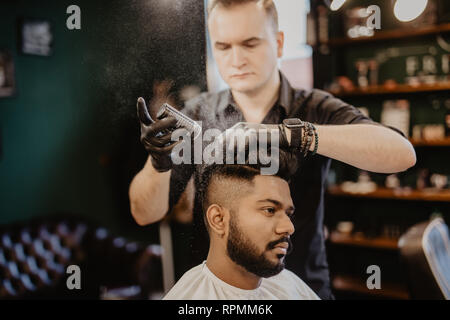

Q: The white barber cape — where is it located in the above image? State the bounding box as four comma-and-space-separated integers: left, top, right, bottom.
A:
163, 261, 320, 300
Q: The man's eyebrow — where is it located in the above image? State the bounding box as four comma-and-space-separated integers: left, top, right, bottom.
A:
257, 199, 294, 211
215, 37, 261, 46
214, 41, 230, 46
242, 37, 261, 44
257, 199, 281, 206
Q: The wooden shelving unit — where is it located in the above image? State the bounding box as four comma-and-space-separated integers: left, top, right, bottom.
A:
410, 137, 450, 147
326, 23, 450, 47
332, 274, 410, 300
327, 185, 450, 202
329, 231, 399, 250
329, 82, 450, 98
312, 5, 450, 300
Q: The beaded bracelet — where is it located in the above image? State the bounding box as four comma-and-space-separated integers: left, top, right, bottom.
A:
311, 124, 318, 156
300, 125, 309, 156
303, 123, 314, 158
298, 122, 318, 158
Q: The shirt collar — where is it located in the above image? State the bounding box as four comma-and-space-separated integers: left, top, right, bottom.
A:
217, 72, 295, 115
278, 72, 294, 114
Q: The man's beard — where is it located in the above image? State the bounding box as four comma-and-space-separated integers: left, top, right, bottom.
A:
226, 214, 293, 278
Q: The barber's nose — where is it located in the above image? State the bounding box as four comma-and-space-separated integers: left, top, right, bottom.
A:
231, 47, 246, 69
276, 215, 295, 236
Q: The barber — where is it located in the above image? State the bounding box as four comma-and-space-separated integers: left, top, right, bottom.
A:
129, 0, 416, 300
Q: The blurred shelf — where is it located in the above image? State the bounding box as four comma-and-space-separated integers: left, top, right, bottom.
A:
410, 137, 450, 147
326, 23, 450, 47
329, 231, 399, 250
332, 274, 409, 300
327, 185, 450, 202
329, 82, 450, 97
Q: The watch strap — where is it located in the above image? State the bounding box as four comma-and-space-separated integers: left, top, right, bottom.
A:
283, 118, 303, 151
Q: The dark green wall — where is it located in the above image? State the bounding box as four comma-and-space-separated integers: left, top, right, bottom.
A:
0, 0, 206, 241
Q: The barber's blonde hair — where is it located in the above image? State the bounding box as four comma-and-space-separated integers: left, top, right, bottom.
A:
207, 0, 279, 32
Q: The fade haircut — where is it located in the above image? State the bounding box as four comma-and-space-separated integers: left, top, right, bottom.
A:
207, 0, 279, 33
197, 149, 297, 232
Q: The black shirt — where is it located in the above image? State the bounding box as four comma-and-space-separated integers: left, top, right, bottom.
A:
168, 72, 402, 300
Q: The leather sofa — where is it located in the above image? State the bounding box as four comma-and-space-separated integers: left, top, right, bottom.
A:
0, 216, 163, 299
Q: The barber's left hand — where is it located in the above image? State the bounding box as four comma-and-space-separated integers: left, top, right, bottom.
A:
216, 122, 291, 150
213, 122, 301, 174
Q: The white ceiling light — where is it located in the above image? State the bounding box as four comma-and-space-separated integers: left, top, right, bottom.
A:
330, 0, 346, 11
394, 0, 428, 22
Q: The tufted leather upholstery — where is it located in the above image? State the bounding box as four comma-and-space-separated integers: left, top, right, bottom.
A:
0, 218, 163, 299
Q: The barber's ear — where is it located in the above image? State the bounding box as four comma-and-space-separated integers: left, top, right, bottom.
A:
206, 204, 229, 237
276, 31, 284, 58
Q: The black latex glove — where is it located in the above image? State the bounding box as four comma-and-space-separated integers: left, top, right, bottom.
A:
214, 122, 300, 177
137, 97, 179, 172
217, 122, 291, 149
276, 147, 300, 179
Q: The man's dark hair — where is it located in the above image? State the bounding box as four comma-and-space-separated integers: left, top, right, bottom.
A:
196, 149, 299, 232
207, 0, 279, 32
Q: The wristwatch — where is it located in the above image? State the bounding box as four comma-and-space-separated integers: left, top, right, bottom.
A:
282, 118, 304, 151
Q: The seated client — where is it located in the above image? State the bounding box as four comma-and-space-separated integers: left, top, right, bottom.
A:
163, 151, 319, 300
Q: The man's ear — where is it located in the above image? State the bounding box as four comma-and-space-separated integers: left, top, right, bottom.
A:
206, 204, 229, 237
276, 31, 284, 58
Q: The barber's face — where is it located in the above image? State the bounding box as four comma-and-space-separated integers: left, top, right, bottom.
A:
226, 175, 295, 277
208, 2, 283, 93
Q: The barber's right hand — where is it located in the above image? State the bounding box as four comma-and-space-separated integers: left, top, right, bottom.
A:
137, 97, 179, 172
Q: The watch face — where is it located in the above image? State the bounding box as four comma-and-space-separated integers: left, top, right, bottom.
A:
284, 118, 302, 127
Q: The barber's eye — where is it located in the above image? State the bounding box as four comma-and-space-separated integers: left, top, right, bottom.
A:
245, 42, 258, 48
216, 45, 230, 51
